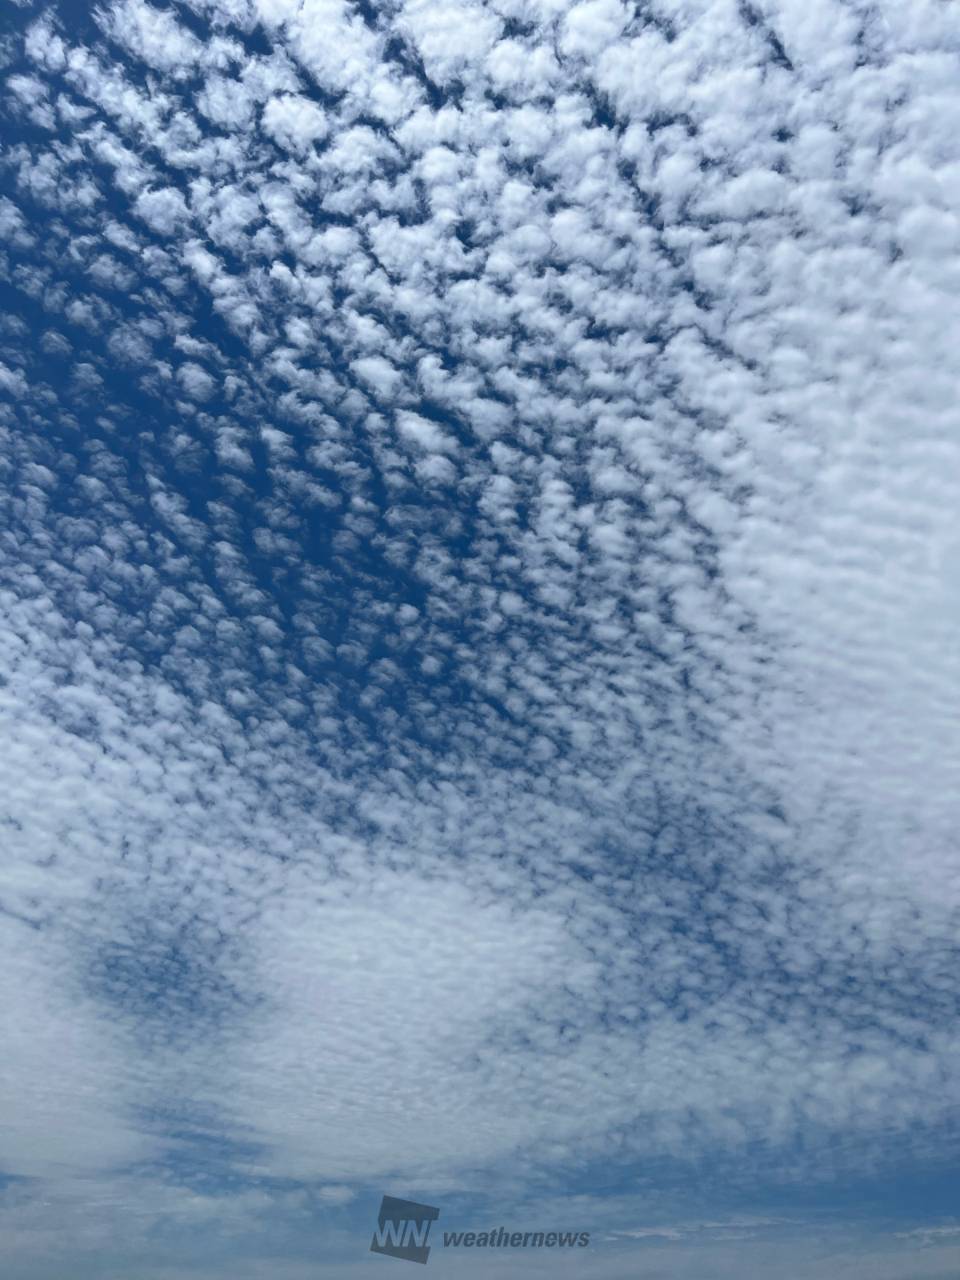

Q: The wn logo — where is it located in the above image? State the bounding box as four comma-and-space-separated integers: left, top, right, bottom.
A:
370, 1195, 440, 1265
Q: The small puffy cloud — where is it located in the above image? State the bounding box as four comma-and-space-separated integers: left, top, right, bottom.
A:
197, 74, 255, 130
415, 453, 457, 484
0, 195, 34, 248
560, 0, 629, 58
397, 411, 458, 454
352, 356, 403, 400
399, 0, 502, 85
178, 361, 217, 401
24, 15, 67, 71
96, 0, 203, 76
261, 93, 327, 151
134, 185, 191, 235
698, 168, 789, 220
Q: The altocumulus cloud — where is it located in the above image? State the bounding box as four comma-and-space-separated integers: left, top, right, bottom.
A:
1, 0, 960, 1277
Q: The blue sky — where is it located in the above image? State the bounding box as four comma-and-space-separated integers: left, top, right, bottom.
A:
1, 0, 960, 1276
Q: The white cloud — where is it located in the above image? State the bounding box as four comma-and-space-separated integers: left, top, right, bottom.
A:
261, 93, 328, 152
178, 360, 217, 400
397, 410, 457, 454
135, 186, 192, 235
96, 0, 204, 76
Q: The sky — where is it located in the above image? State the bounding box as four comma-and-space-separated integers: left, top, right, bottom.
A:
0, 0, 959, 1276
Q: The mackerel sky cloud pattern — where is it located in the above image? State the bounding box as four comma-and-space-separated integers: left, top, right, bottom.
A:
1, 0, 960, 1276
